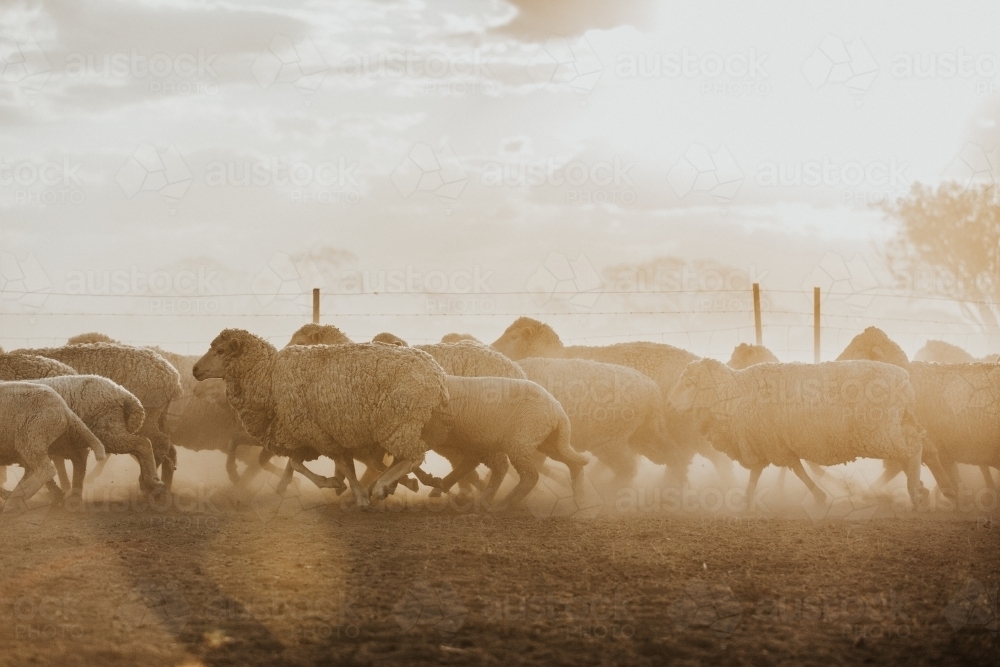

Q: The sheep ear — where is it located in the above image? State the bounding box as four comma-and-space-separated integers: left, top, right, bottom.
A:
872, 345, 884, 360
227, 337, 242, 355
310, 332, 321, 344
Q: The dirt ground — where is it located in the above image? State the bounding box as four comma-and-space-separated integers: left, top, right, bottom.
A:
0, 472, 997, 667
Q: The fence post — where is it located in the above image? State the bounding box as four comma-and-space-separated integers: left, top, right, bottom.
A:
813, 286, 820, 363
752, 283, 762, 346
312, 288, 320, 324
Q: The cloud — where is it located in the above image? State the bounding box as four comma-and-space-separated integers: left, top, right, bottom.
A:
494, 0, 659, 40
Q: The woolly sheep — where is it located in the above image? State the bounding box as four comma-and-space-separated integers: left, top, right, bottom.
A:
727, 343, 780, 370
25, 375, 161, 496
11, 343, 183, 490
192, 329, 449, 506
430, 375, 589, 509
913, 340, 975, 364
492, 317, 735, 486
287, 323, 352, 347
67, 332, 116, 345
516, 357, 677, 483
372, 332, 408, 347
668, 358, 930, 509
441, 333, 481, 344
0, 382, 106, 513
837, 327, 1000, 490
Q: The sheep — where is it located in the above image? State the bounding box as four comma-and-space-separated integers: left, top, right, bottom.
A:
430, 375, 589, 509
913, 340, 975, 364
515, 357, 677, 484
492, 317, 735, 486
192, 329, 450, 507
837, 327, 1000, 490
287, 323, 352, 347
372, 332, 408, 347
727, 343, 780, 370
441, 333, 482, 344
11, 343, 183, 490
24, 375, 161, 497
0, 382, 106, 513
67, 332, 116, 345
667, 358, 930, 509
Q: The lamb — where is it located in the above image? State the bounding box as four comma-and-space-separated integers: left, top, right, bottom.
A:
11, 343, 183, 489
837, 327, 1000, 490
727, 343, 780, 370
192, 329, 450, 506
0, 382, 106, 513
492, 317, 735, 486
441, 333, 481, 344
430, 375, 589, 509
516, 357, 677, 484
667, 358, 930, 509
24, 375, 161, 496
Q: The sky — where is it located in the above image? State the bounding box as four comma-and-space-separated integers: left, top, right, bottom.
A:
1, 0, 998, 360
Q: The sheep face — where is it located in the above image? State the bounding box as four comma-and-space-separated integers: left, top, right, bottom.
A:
836, 326, 909, 367
668, 375, 698, 412
491, 318, 562, 360
193, 337, 239, 380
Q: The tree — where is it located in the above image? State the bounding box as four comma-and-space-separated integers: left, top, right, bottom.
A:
885, 182, 1000, 333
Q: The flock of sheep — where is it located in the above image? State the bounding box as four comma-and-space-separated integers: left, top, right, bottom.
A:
0, 318, 997, 515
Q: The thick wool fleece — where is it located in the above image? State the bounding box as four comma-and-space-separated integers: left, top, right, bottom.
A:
11, 344, 182, 411
440, 333, 481, 344
0, 353, 77, 380
727, 343, 780, 370
204, 329, 448, 461
837, 327, 1000, 468
0, 382, 107, 467
288, 323, 352, 347
516, 356, 671, 473
416, 342, 527, 380
672, 359, 923, 470
914, 340, 975, 363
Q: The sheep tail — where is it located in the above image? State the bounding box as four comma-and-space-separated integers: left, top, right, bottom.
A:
67, 409, 107, 461
553, 409, 589, 467
123, 394, 146, 434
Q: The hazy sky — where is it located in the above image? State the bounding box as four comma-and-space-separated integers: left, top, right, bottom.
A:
2, 0, 998, 358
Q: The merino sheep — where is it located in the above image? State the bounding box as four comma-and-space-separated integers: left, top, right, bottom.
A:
0, 382, 106, 513
11, 343, 183, 490
516, 357, 677, 484
192, 329, 450, 506
372, 332, 409, 347
727, 343, 780, 370
492, 317, 735, 486
838, 327, 1000, 490
913, 340, 975, 364
67, 332, 116, 345
441, 333, 481, 344
287, 323, 352, 347
25, 375, 161, 496
668, 358, 930, 509
431, 375, 589, 509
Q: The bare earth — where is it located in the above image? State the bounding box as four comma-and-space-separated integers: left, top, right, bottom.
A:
0, 484, 997, 667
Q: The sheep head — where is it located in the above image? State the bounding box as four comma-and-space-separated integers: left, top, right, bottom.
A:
194, 329, 274, 380
913, 340, 974, 363
727, 343, 779, 370
669, 359, 738, 412
372, 332, 409, 346
491, 317, 563, 360
287, 323, 351, 347
836, 326, 909, 368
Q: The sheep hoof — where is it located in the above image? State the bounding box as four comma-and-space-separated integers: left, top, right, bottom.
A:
812, 490, 828, 504
400, 477, 419, 493
429, 488, 442, 498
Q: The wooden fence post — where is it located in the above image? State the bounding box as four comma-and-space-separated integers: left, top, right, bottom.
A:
813, 286, 820, 363
312, 288, 320, 324
752, 283, 762, 346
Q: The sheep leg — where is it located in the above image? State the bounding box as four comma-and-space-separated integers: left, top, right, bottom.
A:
331, 452, 369, 508
790, 460, 827, 504
806, 461, 830, 481
370, 457, 420, 501
872, 460, 903, 490
54, 457, 71, 492
122, 433, 163, 495
159, 444, 177, 491
437, 456, 481, 494
84, 457, 109, 483
44, 479, 65, 505
70, 454, 87, 498
481, 453, 510, 505
225, 439, 244, 485
904, 452, 929, 509
490, 450, 539, 512
3, 459, 57, 514
745, 467, 763, 512
980, 466, 996, 489
411, 467, 445, 491
289, 458, 344, 490
274, 460, 296, 496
